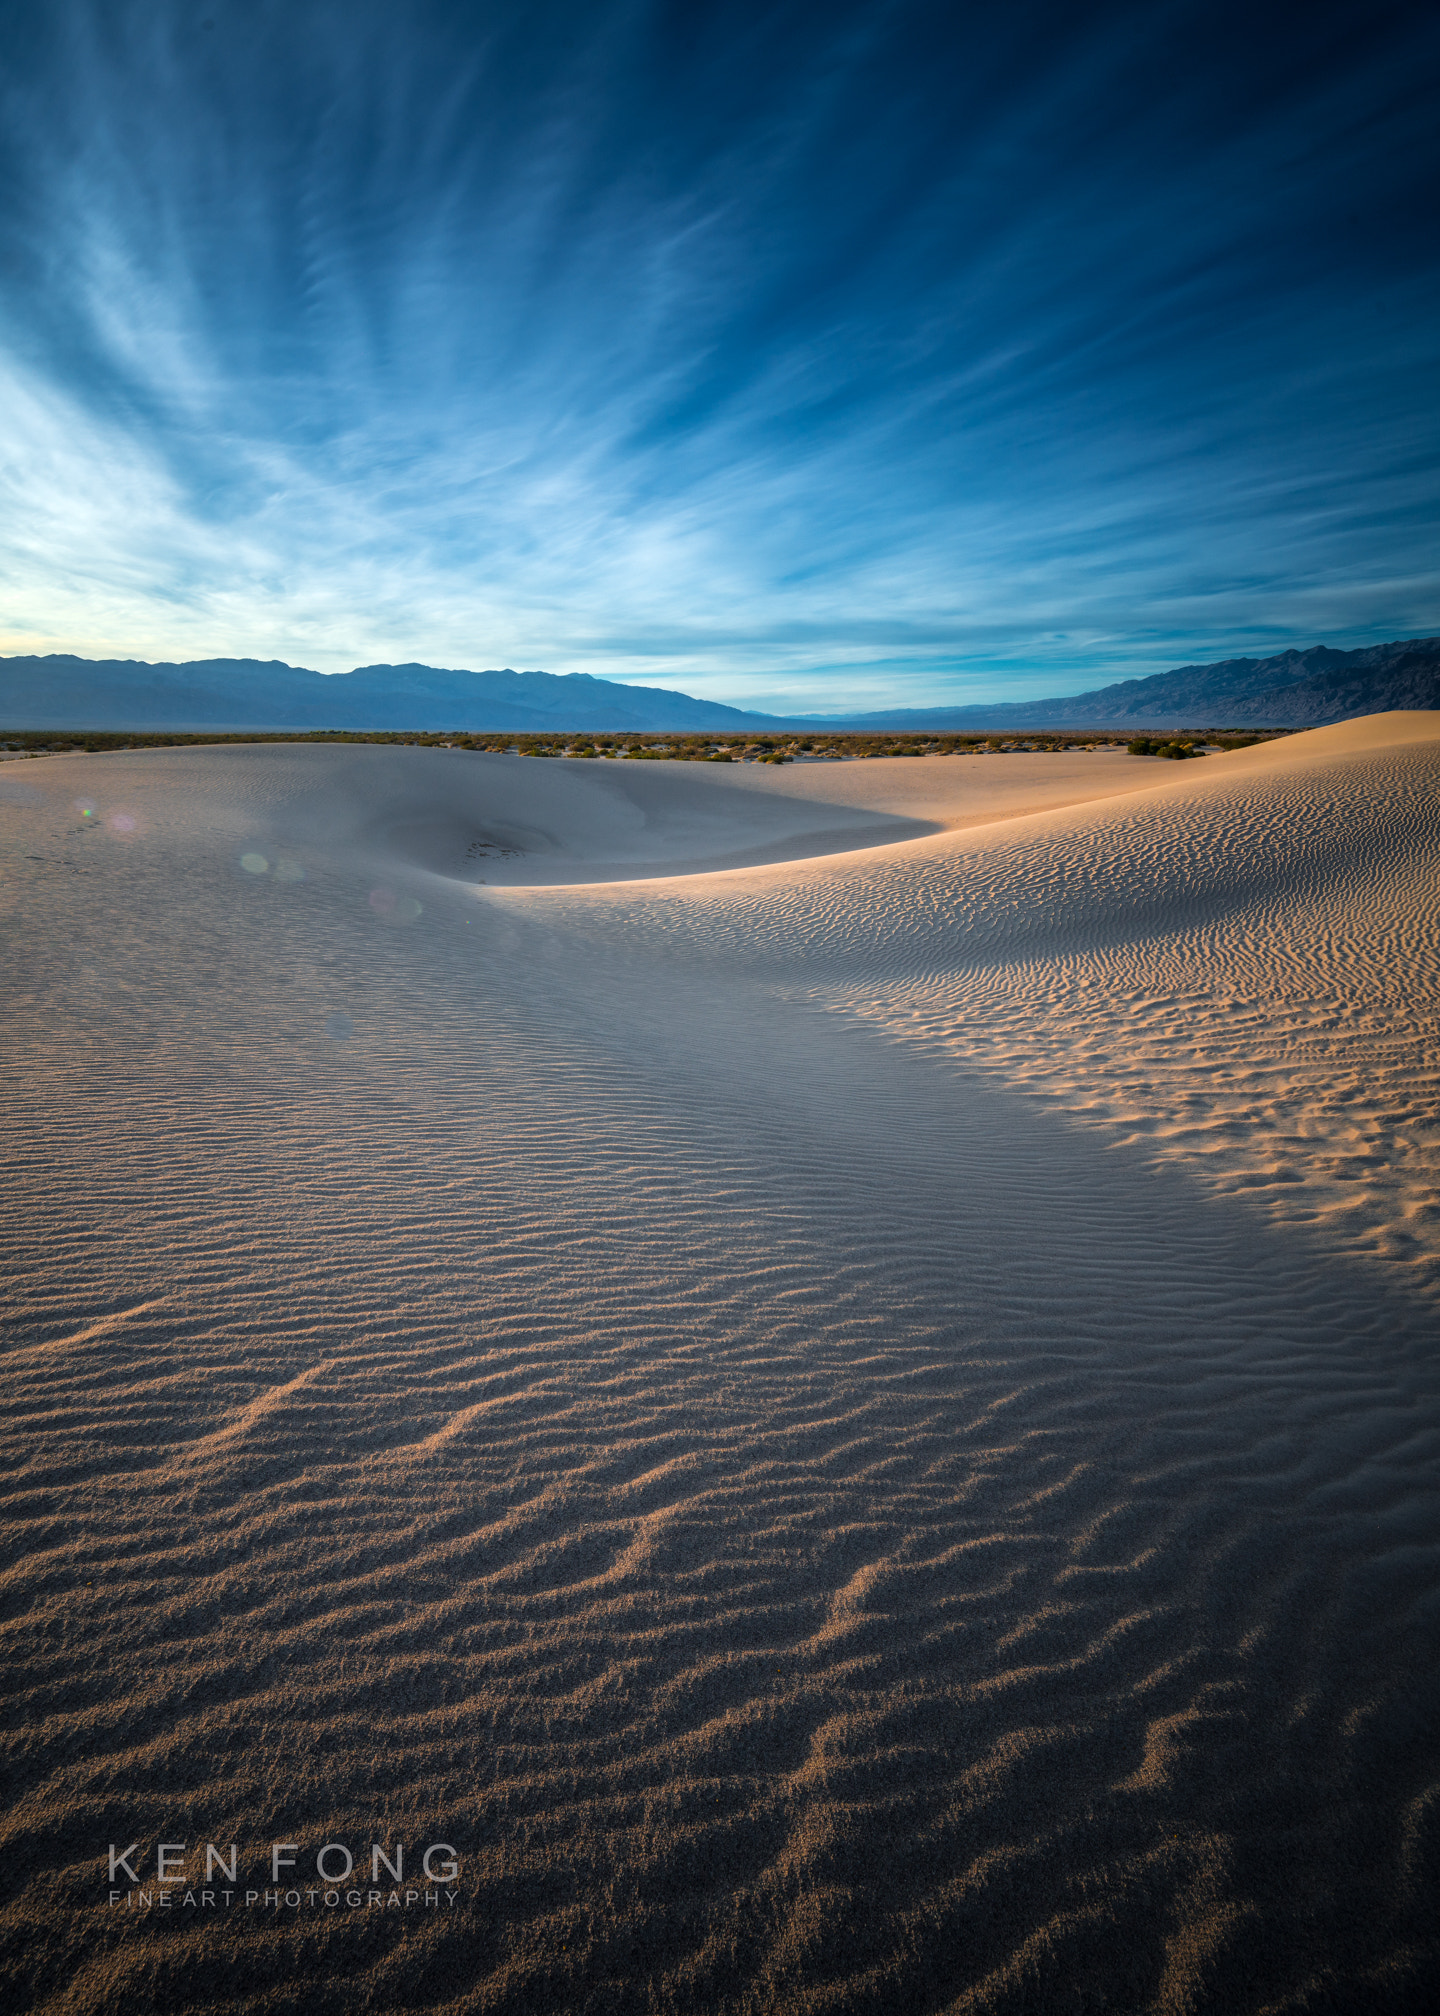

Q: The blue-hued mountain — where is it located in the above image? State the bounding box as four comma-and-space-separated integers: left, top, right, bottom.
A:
806, 637, 1440, 730
2, 636, 1438, 733
0, 657, 774, 733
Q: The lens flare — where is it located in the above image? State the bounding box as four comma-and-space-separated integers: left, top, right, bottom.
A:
240, 852, 269, 874
369, 886, 396, 914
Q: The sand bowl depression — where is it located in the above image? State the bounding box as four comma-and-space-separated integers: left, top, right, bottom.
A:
2, 717, 1439, 2014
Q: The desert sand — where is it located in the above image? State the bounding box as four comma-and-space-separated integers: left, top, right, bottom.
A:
2, 716, 1439, 2013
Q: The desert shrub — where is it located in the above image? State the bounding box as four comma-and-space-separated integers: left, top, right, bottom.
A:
1129, 736, 1204, 758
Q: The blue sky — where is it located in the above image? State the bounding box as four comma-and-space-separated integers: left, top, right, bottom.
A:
1, 0, 1436, 708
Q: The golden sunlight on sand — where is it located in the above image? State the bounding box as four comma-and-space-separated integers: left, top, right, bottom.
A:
2, 715, 1438, 2013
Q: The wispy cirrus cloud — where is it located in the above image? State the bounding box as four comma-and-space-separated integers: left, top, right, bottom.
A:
1, 0, 1437, 706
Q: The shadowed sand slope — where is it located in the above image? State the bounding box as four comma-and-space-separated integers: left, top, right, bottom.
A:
1, 721, 1439, 2015
157, 740, 942, 885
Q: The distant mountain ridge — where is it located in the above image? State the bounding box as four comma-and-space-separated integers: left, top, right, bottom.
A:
807, 637, 1440, 729
0, 657, 773, 733
2, 635, 1438, 733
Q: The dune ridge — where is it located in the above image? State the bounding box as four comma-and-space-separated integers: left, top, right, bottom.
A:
2, 719, 1438, 2013
529, 715, 1440, 1301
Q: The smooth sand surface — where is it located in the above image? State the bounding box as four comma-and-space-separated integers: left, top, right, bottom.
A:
3, 717, 1439, 2013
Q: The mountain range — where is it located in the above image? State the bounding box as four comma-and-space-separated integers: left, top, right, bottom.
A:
832, 637, 1440, 730
0, 658, 767, 734
2, 636, 1437, 734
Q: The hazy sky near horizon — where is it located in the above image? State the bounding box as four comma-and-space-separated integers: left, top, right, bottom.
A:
1, 0, 1437, 707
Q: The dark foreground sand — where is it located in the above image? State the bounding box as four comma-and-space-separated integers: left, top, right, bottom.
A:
2, 718, 1439, 2014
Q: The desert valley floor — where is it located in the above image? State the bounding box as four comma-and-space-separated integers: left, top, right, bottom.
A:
2, 717, 1439, 2014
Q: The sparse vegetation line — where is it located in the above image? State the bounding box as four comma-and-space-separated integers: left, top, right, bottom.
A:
0, 727, 1289, 760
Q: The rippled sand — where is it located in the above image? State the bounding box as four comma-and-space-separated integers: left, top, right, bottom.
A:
3, 716, 1438, 2014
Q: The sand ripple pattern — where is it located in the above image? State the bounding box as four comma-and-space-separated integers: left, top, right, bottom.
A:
2, 728, 1438, 2014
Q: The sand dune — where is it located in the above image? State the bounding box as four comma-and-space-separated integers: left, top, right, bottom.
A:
2, 718, 1438, 2014
202, 740, 943, 886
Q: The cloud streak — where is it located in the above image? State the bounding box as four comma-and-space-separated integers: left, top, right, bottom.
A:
1, 0, 1437, 706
